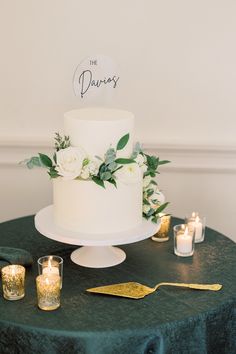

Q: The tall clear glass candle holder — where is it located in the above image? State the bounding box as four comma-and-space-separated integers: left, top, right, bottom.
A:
37, 255, 63, 288
185, 212, 206, 243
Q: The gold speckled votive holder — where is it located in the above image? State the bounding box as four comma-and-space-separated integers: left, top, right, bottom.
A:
36, 274, 61, 311
152, 214, 171, 242
1, 265, 25, 300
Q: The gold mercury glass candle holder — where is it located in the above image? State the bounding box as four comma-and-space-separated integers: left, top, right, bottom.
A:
1, 265, 25, 300
36, 274, 61, 311
152, 214, 171, 242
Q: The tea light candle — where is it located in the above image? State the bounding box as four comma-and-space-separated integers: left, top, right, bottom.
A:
36, 274, 61, 311
176, 228, 193, 255
1, 265, 25, 300
42, 258, 59, 276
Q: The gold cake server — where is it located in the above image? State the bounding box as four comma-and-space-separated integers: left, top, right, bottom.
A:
86, 282, 222, 299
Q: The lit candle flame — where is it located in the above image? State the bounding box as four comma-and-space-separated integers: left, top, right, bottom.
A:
184, 226, 189, 236
48, 258, 52, 270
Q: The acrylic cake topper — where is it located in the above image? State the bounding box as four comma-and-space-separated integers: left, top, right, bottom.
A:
73, 55, 120, 101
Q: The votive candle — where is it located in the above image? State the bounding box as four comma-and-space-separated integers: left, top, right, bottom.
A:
174, 224, 194, 257
1, 265, 25, 300
152, 213, 171, 242
36, 274, 61, 311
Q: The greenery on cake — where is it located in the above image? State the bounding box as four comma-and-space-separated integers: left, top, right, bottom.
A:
23, 133, 169, 223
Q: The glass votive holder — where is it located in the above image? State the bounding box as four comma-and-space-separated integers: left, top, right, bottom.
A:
185, 212, 206, 243
36, 274, 61, 311
1, 265, 25, 300
152, 214, 171, 242
37, 255, 63, 288
173, 224, 194, 257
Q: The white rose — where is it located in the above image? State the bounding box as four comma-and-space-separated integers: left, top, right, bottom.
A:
141, 164, 148, 173
143, 204, 151, 214
88, 160, 99, 176
143, 175, 152, 188
135, 154, 145, 166
135, 154, 147, 174
80, 166, 90, 179
55, 146, 86, 180
115, 163, 142, 184
80, 159, 100, 179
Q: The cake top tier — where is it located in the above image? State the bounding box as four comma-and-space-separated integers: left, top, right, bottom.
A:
64, 108, 134, 157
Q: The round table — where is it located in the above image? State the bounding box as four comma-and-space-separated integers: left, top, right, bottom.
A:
0, 216, 235, 354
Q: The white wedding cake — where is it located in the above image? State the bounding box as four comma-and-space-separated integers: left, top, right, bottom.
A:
53, 108, 143, 234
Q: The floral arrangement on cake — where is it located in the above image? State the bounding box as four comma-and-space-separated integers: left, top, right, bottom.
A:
24, 133, 169, 223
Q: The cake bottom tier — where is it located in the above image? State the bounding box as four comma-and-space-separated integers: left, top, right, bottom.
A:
53, 178, 143, 234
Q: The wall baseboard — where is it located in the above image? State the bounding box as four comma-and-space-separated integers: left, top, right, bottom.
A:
1, 137, 236, 173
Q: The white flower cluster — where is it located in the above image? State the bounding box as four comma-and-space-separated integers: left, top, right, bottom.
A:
55, 149, 148, 182
55, 147, 99, 180
134, 153, 147, 173
142, 176, 165, 215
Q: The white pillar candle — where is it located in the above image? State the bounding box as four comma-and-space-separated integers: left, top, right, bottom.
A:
177, 231, 193, 254
194, 216, 203, 241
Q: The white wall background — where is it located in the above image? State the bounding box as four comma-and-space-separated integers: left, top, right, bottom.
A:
0, 0, 236, 241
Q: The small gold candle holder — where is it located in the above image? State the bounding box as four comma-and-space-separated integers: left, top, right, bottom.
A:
36, 274, 61, 311
1, 265, 25, 300
152, 214, 171, 242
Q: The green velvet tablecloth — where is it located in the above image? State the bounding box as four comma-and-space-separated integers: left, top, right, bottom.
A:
0, 216, 235, 354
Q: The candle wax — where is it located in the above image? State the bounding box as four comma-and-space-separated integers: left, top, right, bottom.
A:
43, 266, 59, 276
177, 233, 192, 254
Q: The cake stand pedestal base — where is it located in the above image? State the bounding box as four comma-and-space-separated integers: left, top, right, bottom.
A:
71, 246, 126, 268
35, 205, 160, 268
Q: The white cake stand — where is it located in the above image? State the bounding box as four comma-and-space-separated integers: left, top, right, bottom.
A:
34, 205, 160, 268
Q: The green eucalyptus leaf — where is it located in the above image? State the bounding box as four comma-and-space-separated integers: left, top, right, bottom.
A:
151, 215, 158, 223
155, 202, 169, 214
146, 208, 156, 217
48, 167, 59, 179
143, 214, 149, 220
53, 153, 57, 164
143, 199, 150, 206
112, 165, 123, 174
115, 158, 135, 164
107, 161, 118, 172
92, 176, 105, 188
116, 133, 129, 151
107, 179, 117, 188
158, 160, 170, 165
39, 153, 53, 168
100, 171, 112, 181
25, 156, 42, 169
147, 189, 154, 197
105, 148, 116, 165
98, 163, 106, 174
